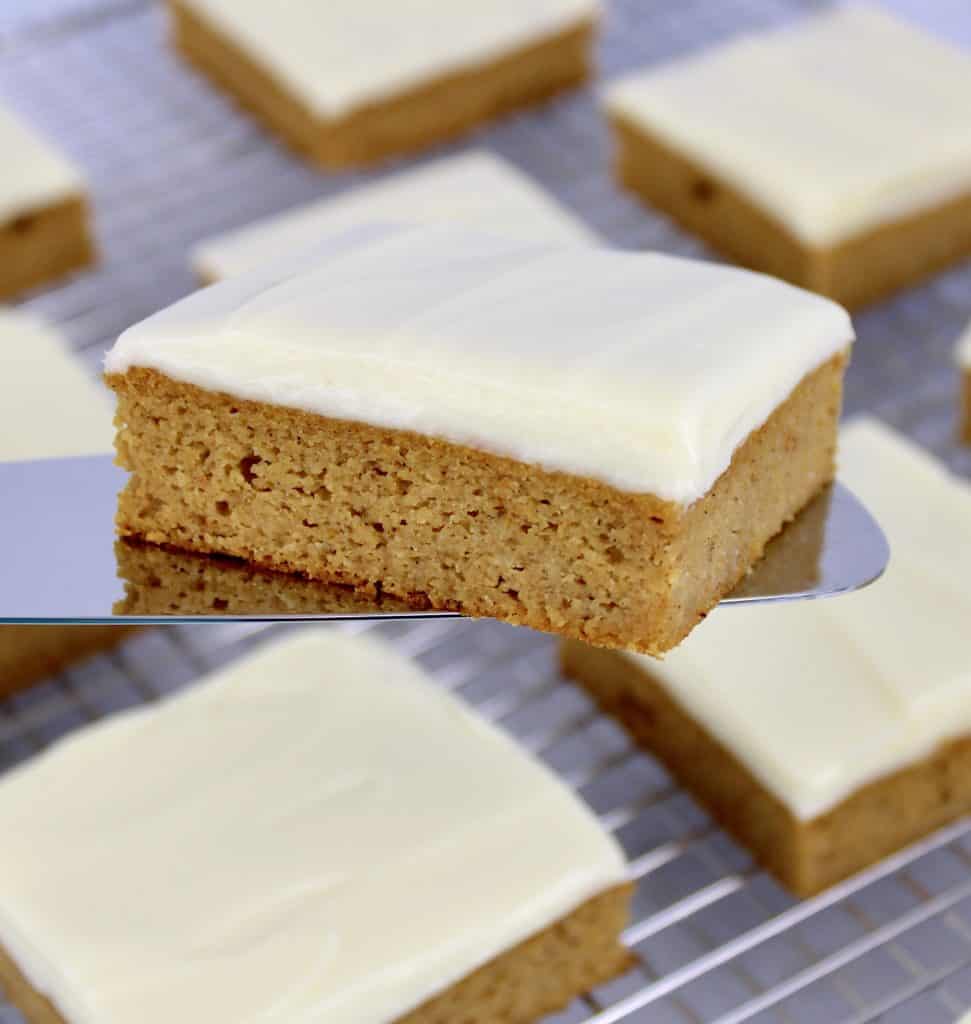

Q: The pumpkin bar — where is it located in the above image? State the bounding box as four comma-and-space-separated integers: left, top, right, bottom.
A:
563, 418, 971, 896
105, 223, 852, 654
604, 5, 971, 309
169, 0, 599, 167
0, 629, 631, 1023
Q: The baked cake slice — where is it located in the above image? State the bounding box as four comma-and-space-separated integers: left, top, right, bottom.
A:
105, 223, 853, 654
192, 150, 597, 282
957, 320, 971, 444
604, 4, 971, 309
563, 417, 971, 896
0, 104, 94, 299
0, 629, 631, 1023
170, 0, 600, 167
0, 311, 132, 696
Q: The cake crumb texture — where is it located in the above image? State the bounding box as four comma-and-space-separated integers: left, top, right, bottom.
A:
108, 353, 844, 654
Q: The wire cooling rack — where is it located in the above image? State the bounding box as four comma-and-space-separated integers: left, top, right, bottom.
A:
1, 1, 970, 1022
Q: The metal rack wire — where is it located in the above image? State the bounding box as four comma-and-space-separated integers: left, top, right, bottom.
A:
1, 1, 970, 1021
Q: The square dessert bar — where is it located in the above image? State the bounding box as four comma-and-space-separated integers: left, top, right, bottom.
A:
0, 630, 632, 1023
563, 418, 971, 897
0, 311, 132, 697
0, 105, 94, 300
958, 321, 971, 444
170, 0, 599, 168
193, 150, 597, 282
604, 5, 971, 309
106, 224, 852, 655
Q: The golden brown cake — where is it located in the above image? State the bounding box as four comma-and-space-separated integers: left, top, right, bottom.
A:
0, 312, 131, 696
563, 419, 971, 897
0, 630, 632, 1023
604, 6, 971, 309
105, 225, 852, 654
169, 0, 598, 168
0, 105, 94, 299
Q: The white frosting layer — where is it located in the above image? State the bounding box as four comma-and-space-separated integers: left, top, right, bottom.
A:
0, 309, 113, 461
604, 4, 971, 246
0, 629, 626, 1024
193, 151, 596, 281
180, 0, 599, 119
0, 103, 84, 223
624, 417, 971, 821
106, 223, 852, 503
957, 319, 971, 369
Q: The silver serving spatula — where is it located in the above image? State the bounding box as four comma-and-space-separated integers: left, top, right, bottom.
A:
0, 454, 888, 623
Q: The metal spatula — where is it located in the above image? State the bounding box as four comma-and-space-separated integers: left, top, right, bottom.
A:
0, 454, 888, 623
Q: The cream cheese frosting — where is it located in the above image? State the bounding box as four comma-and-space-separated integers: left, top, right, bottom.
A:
604, 4, 971, 247
957, 319, 971, 369
192, 150, 597, 281
0, 103, 84, 224
0, 309, 113, 461
179, 0, 600, 119
624, 417, 971, 821
105, 222, 853, 504
0, 628, 627, 1024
